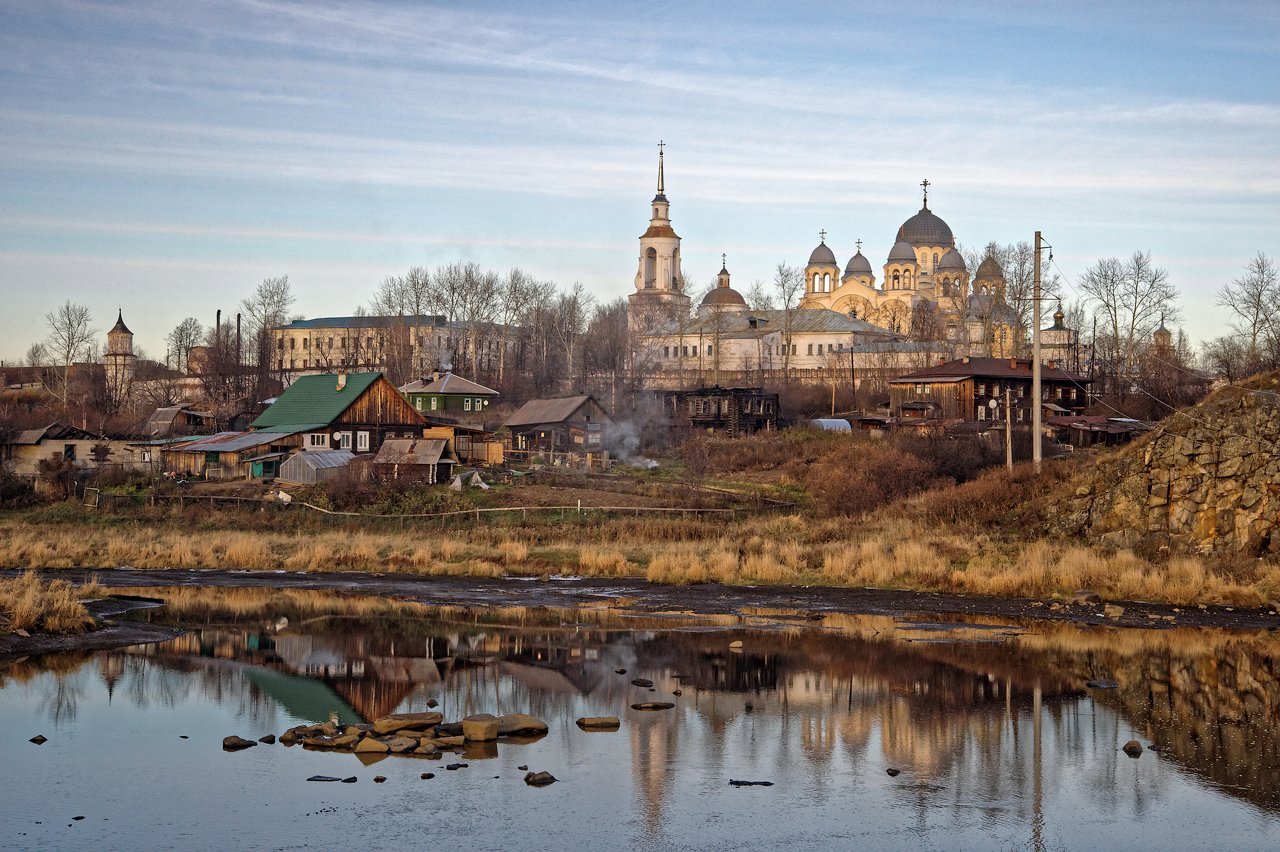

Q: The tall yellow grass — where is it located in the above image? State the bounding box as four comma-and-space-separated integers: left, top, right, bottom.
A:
0, 570, 96, 634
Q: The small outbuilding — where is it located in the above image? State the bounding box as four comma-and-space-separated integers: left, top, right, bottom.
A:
278, 449, 356, 485
371, 438, 457, 484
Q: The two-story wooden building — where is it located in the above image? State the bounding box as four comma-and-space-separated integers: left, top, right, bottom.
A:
250, 372, 426, 454
888, 357, 1090, 424
399, 372, 498, 421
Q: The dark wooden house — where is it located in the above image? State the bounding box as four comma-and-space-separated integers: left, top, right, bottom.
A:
662, 386, 778, 436
503, 395, 611, 457
889, 357, 1090, 424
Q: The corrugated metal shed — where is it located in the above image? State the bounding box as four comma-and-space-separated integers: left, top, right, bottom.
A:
279, 449, 355, 484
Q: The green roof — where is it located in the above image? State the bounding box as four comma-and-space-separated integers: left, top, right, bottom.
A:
251, 372, 382, 430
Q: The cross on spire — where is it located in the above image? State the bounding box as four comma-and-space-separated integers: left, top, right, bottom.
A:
855, 238, 862, 253
921, 178, 930, 208
657, 140, 665, 194
721, 252, 726, 268
819, 228, 827, 243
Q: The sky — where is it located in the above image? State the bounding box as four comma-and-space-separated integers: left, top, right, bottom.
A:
1, 0, 1278, 363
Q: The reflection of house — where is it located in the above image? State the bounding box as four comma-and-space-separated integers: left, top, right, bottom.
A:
503, 395, 611, 457
2, 423, 139, 476
889, 357, 1090, 422
371, 438, 457, 484
400, 372, 498, 421
250, 372, 425, 455
661, 386, 779, 437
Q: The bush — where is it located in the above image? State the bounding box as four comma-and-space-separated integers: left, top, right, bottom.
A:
0, 466, 37, 508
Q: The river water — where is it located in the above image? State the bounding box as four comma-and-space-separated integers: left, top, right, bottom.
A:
2, 589, 1279, 851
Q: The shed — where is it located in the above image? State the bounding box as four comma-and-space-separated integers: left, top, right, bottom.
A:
503, 395, 611, 458
372, 438, 457, 484
279, 449, 355, 485
809, 418, 852, 432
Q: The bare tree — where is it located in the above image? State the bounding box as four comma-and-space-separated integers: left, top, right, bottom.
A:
167, 317, 204, 373
745, 279, 776, 311
1079, 251, 1180, 381
240, 275, 294, 395
773, 263, 803, 380
42, 301, 95, 408
1216, 251, 1279, 372
1202, 335, 1250, 383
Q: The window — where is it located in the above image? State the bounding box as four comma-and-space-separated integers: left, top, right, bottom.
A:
277, 339, 284, 351
1017, 408, 1025, 422
977, 406, 986, 421
63, 444, 76, 461
915, 383, 927, 394
415, 398, 423, 410
663, 346, 669, 358
277, 359, 284, 370
807, 343, 813, 355
706, 345, 713, 356
430, 397, 438, 411
978, 383, 986, 395
302, 338, 309, 350
290, 338, 296, 350
141, 449, 151, 463
464, 398, 472, 411
328, 337, 334, 349
302, 359, 308, 368
792, 344, 797, 355
682, 346, 688, 357
337, 432, 352, 449
308, 433, 328, 449
356, 432, 370, 452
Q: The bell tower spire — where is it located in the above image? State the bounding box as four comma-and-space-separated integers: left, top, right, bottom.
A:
657, 140, 665, 196
629, 143, 690, 333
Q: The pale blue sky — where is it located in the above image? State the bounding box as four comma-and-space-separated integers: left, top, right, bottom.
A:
2, 0, 1278, 361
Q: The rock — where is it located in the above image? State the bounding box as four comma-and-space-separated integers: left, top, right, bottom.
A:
384, 736, 418, 754
413, 745, 442, 757
341, 777, 357, 783
1086, 679, 1119, 689
1104, 604, 1125, 619
372, 712, 444, 735
355, 738, 390, 754
886, 768, 901, 777
728, 780, 774, 787
1147, 744, 1161, 752
426, 698, 439, 709
630, 702, 675, 711
630, 678, 654, 688
14, 628, 30, 638
1049, 603, 1062, 611
518, 764, 528, 771
72, 816, 85, 821
307, 775, 342, 782
672, 689, 682, 696
318, 721, 339, 737
744, 703, 754, 713
446, 763, 468, 771
179, 735, 189, 740
729, 640, 744, 650
462, 714, 499, 742
420, 773, 435, 780
373, 776, 386, 783
258, 734, 276, 745
524, 771, 557, 787
1073, 590, 1102, 604
496, 714, 548, 736
222, 736, 257, 751
29, 735, 47, 745
435, 722, 463, 737
576, 716, 621, 730
432, 735, 465, 747
303, 733, 359, 750
615, 668, 627, 674
1122, 740, 1144, 758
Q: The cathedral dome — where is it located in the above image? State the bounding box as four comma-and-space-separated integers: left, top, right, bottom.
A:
700, 286, 747, 309
975, 254, 1004, 280
844, 251, 873, 277
887, 239, 917, 264
808, 241, 838, 267
897, 207, 954, 247
937, 249, 966, 272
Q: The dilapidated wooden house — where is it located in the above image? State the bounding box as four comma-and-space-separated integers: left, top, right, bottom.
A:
503, 395, 611, 458
371, 437, 457, 484
889, 358, 1090, 424
661, 386, 778, 437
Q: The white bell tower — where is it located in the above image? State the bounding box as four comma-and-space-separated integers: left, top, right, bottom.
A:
628, 141, 691, 332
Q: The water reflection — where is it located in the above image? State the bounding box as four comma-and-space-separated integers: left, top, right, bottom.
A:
3, 590, 1280, 850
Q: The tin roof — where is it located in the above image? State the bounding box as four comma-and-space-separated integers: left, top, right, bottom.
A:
504, 395, 608, 428
284, 449, 355, 470
372, 438, 454, 466
250, 372, 383, 430
170, 430, 301, 454
400, 372, 499, 396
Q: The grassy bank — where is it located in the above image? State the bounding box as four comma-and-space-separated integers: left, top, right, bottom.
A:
0, 570, 102, 634
3, 500, 1279, 607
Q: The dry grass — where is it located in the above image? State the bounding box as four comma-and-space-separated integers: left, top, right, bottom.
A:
0, 570, 97, 634
1, 507, 1276, 606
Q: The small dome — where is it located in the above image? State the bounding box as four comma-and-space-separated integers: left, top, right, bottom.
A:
808, 241, 838, 267
887, 239, 917, 264
937, 249, 966, 272
700, 286, 747, 308
897, 206, 954, 247
975, 254, 1004, 280
844, 251, 873, 277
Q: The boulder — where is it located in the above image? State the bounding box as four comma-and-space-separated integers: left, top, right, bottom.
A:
1104, 604, 1125, 619
446, 763, 468, 771
374, 776, 387, 783
576, 717, 621, 730
496, 714, 549, 736
413, 745, 442, 758
886, 768, 901, 777
462, 714, 499, 742
432, 735, 465, 748
306, 775, 341, 782
373, 712, 444, 735
355, 738, 390, 754
29, 735, 47, 745
341, 777, 357, 783
258, 734, 276, 745
222, 736, 257, 751
435, 722, 463, 737
1122, 740, 1144, 758
631, 702, 675, 711
421, 772, 435, 780
630, 678, 654, 688
524, 771, 557, 787
615, 668, 627, 674
384, 736, 419, 754
426, 698, 439, 709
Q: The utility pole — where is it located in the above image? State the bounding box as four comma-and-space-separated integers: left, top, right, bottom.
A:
1032, 231, 1043, 474
1005, 387, 1013, 470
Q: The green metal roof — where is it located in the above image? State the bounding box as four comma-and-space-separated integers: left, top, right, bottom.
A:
251, 373, 382, 430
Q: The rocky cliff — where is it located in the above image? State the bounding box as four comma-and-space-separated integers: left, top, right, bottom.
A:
1056, 372, 1280, 555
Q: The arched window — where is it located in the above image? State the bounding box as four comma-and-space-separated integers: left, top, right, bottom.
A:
892, 272, 901, 289
823, 273, 831, 291
645, 248, 657, 288
933, 253, 939, 266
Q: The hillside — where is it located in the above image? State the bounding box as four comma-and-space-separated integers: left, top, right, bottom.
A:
1054, 371, 1280, 556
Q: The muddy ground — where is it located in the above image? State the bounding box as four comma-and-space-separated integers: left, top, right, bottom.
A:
3, 566, 1278, 660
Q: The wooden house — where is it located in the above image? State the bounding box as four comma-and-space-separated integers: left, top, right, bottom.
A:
2, 423, 141, 477
888, 358, 1090, 424
399, 372, 498, 421
161, 431, 300, 480
250, 372, 425, 454
503, 395, 611, 458
661, 386, 778, 437
372, 438, 457, 484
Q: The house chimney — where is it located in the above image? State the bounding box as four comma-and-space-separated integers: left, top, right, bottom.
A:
1010, 358, 1017, 369
336, 373, 347, 391
962, 356, 970, 364
432, 371, 440, 382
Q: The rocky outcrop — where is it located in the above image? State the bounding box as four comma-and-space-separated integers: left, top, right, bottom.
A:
1055, 374, 1280, 554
